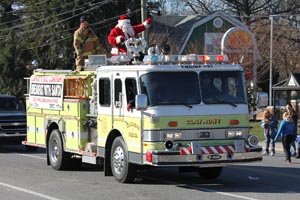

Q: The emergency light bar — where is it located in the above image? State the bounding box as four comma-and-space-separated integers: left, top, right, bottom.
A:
108, 55, 131, 64
143, 54, 229, 65
107, 54, 228, 65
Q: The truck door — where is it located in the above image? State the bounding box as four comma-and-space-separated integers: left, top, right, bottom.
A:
123, 76, 142, 164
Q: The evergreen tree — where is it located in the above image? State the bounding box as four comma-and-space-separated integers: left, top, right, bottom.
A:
0, 0, 140, 97
0, 1, 29, 97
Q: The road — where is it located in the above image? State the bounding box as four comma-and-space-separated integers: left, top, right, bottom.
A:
0, 144, 300, 200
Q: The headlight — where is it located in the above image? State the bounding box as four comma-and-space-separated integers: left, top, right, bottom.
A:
164, 132, 182, 140
174, 132, 182, 139
226, 130, 243, 138
165, 133, 174, 139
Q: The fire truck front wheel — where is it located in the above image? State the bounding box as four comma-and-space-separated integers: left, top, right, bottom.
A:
48, 129, 70, 170
197, 167, 223, 179
111, 136, 136, 183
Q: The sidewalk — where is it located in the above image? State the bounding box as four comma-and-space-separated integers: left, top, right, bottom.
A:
259, 141, 298, 154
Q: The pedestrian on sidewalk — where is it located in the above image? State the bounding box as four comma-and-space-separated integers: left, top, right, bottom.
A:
296, 135, 300, 158
274, 112, 297, 163
286, 104, 299, 158
261, 109, 278, 156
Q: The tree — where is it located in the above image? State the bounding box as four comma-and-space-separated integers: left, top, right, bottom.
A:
0, 1, 29, 97
0, 0, 137, 97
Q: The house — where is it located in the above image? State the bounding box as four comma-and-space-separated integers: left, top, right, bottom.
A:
149, 10, 258, 83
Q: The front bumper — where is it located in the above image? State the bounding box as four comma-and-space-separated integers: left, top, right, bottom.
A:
148, 146, 262, 166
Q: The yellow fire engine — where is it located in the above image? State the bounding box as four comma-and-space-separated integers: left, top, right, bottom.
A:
24, 39, 266, 183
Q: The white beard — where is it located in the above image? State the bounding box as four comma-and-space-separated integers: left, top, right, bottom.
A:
118, 21, 135, 38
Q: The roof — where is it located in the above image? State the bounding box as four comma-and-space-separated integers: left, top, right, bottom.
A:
273, 73, 300, 90
152, 15, 187, 27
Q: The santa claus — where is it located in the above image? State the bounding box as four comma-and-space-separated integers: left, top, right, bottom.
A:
108, 15, 152, 55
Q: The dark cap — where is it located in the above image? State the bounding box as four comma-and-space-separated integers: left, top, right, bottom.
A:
80, 16, 87, 22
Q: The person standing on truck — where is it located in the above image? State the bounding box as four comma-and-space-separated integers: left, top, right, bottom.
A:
261, 109, 278, 156
274, 112, 296, 163
73, 16, 101, 72
107, 15, 152, 55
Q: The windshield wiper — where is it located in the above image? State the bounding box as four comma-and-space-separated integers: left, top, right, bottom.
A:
212, 98, 237, 107
168, 99, 193, 108
151, 100, 193, 108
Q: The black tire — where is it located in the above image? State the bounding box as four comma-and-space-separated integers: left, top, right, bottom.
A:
47, 129, 70, 170
197, 167, 223, 179
25, 145, 38, 152
111, 136, 136, 183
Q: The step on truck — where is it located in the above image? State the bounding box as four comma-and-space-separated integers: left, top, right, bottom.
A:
23, 39, 266, 183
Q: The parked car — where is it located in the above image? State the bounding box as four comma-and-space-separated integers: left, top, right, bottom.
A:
0, 94, 28, 146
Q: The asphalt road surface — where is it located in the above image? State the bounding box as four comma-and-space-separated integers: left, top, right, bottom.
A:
0, 144, 299, 200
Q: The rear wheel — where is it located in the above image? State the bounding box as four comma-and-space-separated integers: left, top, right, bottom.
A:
48, 129, 70, 170
111, 136, 136, 183
197, 167, 223, 179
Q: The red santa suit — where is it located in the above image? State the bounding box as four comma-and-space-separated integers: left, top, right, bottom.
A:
108, 15, 152, 55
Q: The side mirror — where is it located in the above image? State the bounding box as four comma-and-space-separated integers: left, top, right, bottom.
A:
136, 94, 148, 111
255, 92, 268, 108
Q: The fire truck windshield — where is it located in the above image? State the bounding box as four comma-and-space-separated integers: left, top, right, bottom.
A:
140, 71, 247, 107
200, 71, 247, 105
140, 72, 201, 107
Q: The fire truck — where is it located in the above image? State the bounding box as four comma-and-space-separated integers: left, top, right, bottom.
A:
23, 38, 266, 183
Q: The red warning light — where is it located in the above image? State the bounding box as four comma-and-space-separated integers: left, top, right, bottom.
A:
200, 55, 211, 62
216, 55, 225, 61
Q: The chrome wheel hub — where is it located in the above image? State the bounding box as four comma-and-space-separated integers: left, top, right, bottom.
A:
50, 138, 59, 163
112, 146, 125, 175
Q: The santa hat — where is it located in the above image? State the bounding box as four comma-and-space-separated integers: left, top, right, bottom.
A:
118, 15, 130, 26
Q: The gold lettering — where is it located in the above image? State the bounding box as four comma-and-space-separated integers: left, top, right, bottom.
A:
128, 132, 138, 138
127, 122, 140, 130
187, 118, 221, 125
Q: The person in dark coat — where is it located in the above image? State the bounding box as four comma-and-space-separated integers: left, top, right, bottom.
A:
274, 112, 297, 163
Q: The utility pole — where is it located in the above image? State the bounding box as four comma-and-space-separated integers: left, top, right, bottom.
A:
269, 15, 274, 106
141, 0, 148, 42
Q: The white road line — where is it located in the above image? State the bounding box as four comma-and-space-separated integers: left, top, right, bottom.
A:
0, 182, 62, 200
183, 184, 260, 200
0, 149, 46, 160
142, 176, 260, 200
15, 153, 46, 160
